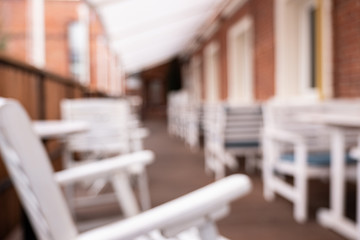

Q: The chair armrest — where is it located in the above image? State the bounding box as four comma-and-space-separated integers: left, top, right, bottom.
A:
263, 128, 304, 145
349, 147, 360, 161
77, 174, 251, 240
55, 150, 154, 185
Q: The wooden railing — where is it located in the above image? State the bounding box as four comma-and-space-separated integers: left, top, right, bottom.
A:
0, 54, 109, 238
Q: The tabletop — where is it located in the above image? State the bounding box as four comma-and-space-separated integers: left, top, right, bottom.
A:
296, 113, 360, 128
33, 120, 90, 139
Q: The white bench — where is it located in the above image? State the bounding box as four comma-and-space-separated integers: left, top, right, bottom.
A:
203, 103, 262, 179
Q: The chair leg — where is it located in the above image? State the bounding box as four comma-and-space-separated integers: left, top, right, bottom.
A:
137, 170, 151, 211
262, 136, 275, 201
294, 144, 308, 223
111, 172, 140, 218
198, 221, 219, 240
294, 175, 308, 223
262, 156, 275, 201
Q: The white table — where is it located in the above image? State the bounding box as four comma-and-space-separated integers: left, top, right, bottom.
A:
297, 113, 360, 240
33, 120, 90, 139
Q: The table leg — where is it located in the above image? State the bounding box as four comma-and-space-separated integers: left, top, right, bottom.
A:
331, 127, 345, 219
318, 128, 357, 239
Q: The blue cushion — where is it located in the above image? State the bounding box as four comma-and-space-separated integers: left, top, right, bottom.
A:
225, 141, 259, 148
281, 152, 357, 166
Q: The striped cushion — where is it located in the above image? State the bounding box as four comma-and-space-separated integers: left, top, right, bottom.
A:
281, 152, 357, 166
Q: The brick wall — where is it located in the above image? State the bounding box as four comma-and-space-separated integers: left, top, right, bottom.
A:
252, 0, 275, 100
333, 0, 360, 98
192, 0, 275, 102
45, 1, 79, 76
0, 0, 28, 61
0, 0, 107, 89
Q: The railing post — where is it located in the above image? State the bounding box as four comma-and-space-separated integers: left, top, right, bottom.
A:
37, 74, 46, 120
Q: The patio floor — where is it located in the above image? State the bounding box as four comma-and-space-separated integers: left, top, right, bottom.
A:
6, 119, 351, 240
144, 119, 348, 240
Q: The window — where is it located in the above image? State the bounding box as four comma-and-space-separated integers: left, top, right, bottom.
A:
68, 21, 89, 84
204, 42, 220, 103
227, 16, 253, 105
68, 4, 90, 85
275, 0, 332, 100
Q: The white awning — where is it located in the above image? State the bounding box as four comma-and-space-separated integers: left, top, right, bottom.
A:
86, 0, 224, 73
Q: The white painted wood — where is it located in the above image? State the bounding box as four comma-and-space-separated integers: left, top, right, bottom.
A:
204, 42, 220, 103
55, 151, 154, 185
331, 128, 345, 218
61, 98, 151, 213
198, 221, 218, 240
227, 15, 254, 105
78, 174, 252, 240
33, 120, 90, 139
203, 103, 262, 178
167, 91, 201, 150
274, 0, 332, 100
111, 172, 140, 217
0, 98, 252, 240
0, 100, 77, 240
262, 98, 359, 224
298, 108, 360, 239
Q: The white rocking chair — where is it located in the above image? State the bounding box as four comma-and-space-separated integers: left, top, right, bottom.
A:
0, 98, 251, 240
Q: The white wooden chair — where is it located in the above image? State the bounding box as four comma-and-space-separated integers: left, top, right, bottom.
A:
167, 91, 201, 150
262, 98, 357, 222
0, 98, 252, 240
203, 103, 226, 179
203, 103, 262, 179
167, 91, 188, 139
61, 98, 151, 214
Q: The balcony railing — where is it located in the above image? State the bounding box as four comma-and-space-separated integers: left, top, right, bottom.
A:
0, 54, 110, 238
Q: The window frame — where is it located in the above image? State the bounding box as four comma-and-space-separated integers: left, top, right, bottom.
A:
227, 15, 254, 105
274, 0, 333, 101
204, 41, 220, 103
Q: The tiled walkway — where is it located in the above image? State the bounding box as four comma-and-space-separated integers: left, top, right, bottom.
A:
145, 119, 346, 240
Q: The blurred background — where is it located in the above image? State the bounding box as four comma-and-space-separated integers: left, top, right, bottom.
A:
0, 0, 359, 239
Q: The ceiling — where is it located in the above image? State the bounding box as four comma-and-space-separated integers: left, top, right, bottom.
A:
85, 0, 225, 74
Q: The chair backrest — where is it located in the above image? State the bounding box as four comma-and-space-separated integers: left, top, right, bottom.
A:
61, 98, 131, 154
263, 98, 360, 152
263, 99, 332, 152
223, 104, 262, 145
0, 99, 77, 240
202, 103, 222, 150
203, 103, 262, 150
